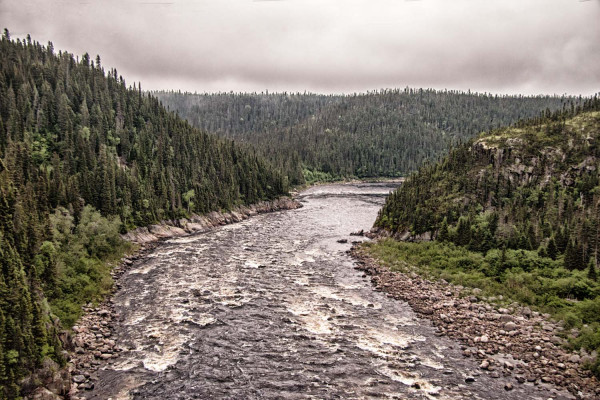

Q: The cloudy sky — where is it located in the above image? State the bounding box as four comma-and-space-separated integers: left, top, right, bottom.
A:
1, 0, 599, 95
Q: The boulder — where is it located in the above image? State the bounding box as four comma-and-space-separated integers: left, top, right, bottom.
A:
31, 388, 62, 400
504, 322, 517, 331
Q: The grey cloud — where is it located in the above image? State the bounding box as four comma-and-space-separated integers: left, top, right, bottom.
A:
1, 0, 599, 95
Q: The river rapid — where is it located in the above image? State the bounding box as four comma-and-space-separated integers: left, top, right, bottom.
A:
84, 183, 563, 399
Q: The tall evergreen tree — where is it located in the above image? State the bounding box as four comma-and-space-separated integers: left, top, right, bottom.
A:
588, 260, 598, 282
547, 237, 558, 260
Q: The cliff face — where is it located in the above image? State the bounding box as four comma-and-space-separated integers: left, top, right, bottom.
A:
472, 110, 600, 191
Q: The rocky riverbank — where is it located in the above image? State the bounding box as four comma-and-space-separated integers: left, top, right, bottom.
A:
350, 244, 600, 399
65, 242, 158, 399
121, 197, 301, 243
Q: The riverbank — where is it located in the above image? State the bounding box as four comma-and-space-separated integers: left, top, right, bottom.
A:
349, 244, 600, 399
121, 196, 301, 243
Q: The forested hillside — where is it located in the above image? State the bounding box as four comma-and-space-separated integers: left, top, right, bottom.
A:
0, 32, 288, 398
373, 96, 600, 376
155, 90, 575, 183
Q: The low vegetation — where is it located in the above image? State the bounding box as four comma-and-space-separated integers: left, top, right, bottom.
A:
46, 206, 134, 327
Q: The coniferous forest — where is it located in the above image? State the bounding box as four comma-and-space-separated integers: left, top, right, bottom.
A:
0, 32, 288, 397
155, 90, 576, 184
373, 96, 600, 376
1, 27, 598, 398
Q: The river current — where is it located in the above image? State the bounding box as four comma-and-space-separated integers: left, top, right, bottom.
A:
84, 183, 562, 399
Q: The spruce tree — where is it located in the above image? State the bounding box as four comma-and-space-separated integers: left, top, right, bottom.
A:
564, 240, 576, 271
455, 217, 471, 247
576, 241, 587, 271
588, 260, 598, 281
438, 217, 449, 242
547, 237, 558, 260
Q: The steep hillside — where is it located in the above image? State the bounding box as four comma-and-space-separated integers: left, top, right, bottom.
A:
155, 90, 576, 183
0, 32, 288, 398
376, 99, 600, 246
373, 96, 600, 376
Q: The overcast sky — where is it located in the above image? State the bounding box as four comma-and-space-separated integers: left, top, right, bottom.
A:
1, 0, 599, 95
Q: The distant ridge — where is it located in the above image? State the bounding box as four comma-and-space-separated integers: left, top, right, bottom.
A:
155, 89, 578, 183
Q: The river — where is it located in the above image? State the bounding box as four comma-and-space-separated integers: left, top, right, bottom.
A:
83, 183, 563, 399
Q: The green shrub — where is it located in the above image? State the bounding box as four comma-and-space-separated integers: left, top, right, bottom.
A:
47, 205, 131, 327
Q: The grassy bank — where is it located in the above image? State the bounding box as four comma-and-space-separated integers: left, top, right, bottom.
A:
364, 238, 600, 376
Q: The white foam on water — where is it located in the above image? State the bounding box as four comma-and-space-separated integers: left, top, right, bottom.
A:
142, 346, 181, 372
140, 324, 190, 372
304, 248, 323, 257
338, 283, 362, 290
171, 313, 216, 327
383, 313, 417, 327
148, 248, 189, 258
110, 357, 141, 372
294, 277, 310, 286
291, 253, 316, 266
379, 366, 442, 396
420, 357, 444, 370
309, 285, 341, 301
166, 236, 204, 244
243, 260, 260, 269
132, 263, 157, 275
355, 328, 424, 358
128, 313, 147, 325
287, 302, 333, 335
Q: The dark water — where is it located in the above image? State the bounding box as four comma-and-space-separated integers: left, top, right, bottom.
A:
85, 183, 565, 399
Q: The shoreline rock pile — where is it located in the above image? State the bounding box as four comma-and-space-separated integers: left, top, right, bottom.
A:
66, 242, 158, 399
122, 197, 301, 243
349, 245, 600, 400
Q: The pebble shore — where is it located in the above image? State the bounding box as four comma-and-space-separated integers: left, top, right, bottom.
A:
350, 244, 600, 400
